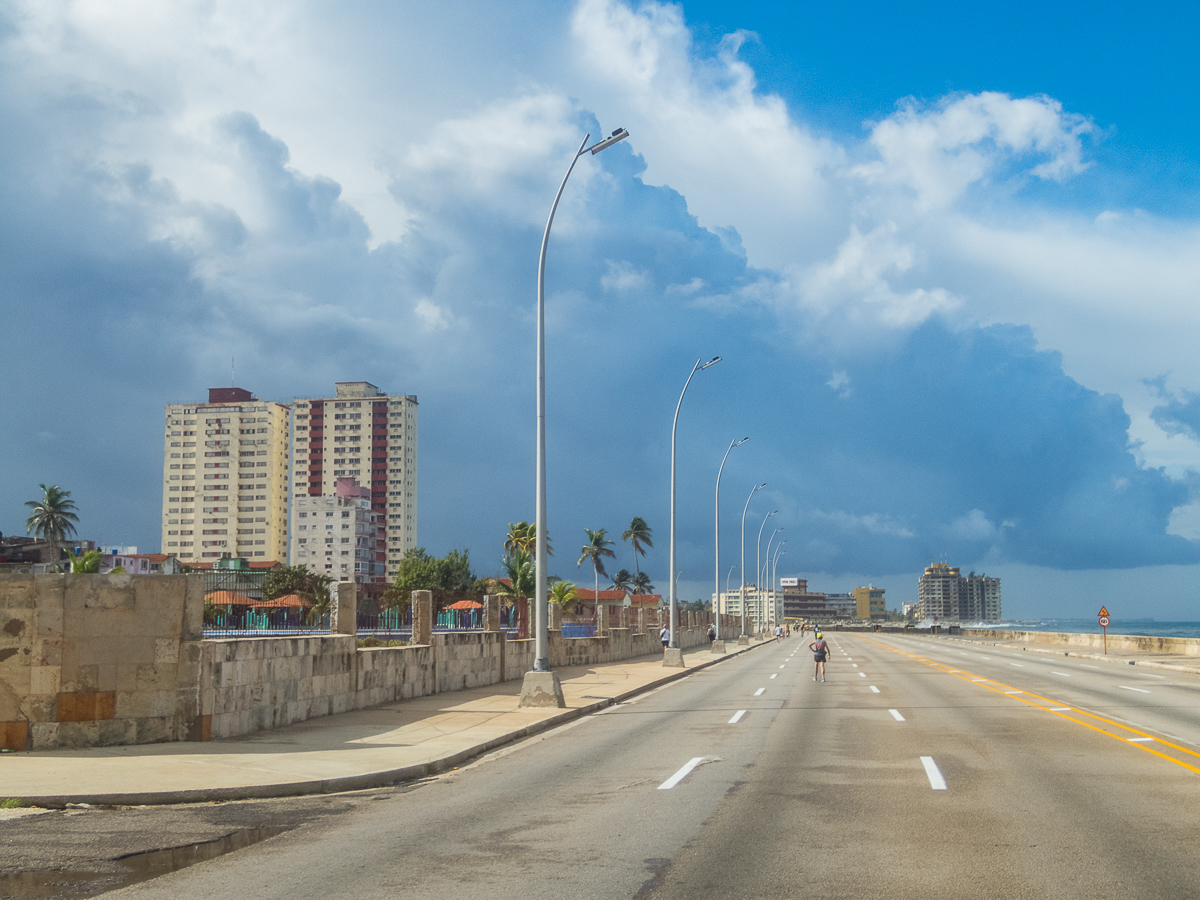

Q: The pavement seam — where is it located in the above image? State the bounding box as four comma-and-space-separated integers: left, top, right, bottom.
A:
17, 640, 776, 807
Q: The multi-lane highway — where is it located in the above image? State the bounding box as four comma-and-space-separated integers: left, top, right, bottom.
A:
111, 633, 1200, 900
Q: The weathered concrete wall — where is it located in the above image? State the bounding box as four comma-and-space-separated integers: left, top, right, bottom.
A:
0, 574, 204, 751
0, 574, 729, 749
963, 628, 1200, 656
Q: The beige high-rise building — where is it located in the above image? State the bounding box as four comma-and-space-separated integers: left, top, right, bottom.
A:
161, 387, 290, 563
291, 382, 417, 580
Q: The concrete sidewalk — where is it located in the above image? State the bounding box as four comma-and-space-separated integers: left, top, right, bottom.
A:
0, 640, 774, 807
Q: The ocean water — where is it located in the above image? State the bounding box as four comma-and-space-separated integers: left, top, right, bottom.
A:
976, 619, 1200, 640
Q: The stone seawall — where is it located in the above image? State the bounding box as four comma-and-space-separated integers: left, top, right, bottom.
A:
962, 628, 1200, 657
0, 574, 718, 748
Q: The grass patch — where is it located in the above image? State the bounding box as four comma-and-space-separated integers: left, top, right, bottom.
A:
1, 798, 27, 809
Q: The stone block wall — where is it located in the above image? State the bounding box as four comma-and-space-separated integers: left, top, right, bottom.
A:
201, 635, 358, 740
0, 574, 737, 749
0, 574, 204, 751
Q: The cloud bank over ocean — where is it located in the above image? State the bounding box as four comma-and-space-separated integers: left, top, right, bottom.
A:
2, 1, 1199, 616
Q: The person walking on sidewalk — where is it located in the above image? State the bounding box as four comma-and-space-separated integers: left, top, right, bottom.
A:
810, 632, 829, 682
660, 625, 670, 649
707, 623, 716, 643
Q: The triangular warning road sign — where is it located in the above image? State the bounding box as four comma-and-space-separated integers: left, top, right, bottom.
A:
1098, 606, 1110, 617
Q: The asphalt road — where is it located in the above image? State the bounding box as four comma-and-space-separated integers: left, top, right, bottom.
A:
10, 632, 1200, 899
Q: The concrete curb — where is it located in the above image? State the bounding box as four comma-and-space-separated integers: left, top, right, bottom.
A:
19, 639, 775, 807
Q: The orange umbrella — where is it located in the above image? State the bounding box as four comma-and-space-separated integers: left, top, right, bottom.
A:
447, 599, 483, 610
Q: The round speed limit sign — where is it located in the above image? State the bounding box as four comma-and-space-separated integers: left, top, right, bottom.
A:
1099, 615, 1110, 627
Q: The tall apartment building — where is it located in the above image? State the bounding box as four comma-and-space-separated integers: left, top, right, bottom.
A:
918, 563, 961, 620
290, 477, 385, 583
853, 585, 887, 620
917, 562, 1002, 622
291, 382, 417, 580
162, 387, 290, 562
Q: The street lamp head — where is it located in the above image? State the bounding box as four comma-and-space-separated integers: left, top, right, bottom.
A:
589, 128, 630, 154
699, 356, 722, 370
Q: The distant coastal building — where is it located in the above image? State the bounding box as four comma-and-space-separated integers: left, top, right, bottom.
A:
853, 585, 887, 620
917, 563, 1001, 622
777, 578, 849, 621
290, 477, 386, 585
161, 387, 290, 563
291, 382, 417, 581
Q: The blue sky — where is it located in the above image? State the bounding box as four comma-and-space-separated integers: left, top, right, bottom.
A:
2, 0, 1200, 621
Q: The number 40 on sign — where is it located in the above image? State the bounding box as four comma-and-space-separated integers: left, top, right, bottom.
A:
1098, 606, 1110, 653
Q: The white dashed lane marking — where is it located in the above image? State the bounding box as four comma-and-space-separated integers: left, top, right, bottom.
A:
920, 757, 948, 790
658, 757, 705, 790
889, 709, 905, 721
1120, 686, 1151, 694
754, 688, 765, 696
728, 710, 746, 724
869, 686, 880, 693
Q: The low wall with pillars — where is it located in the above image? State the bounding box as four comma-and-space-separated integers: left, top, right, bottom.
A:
0, 575, 740, 749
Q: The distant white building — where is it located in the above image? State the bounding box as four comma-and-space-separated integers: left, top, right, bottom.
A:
290, 477, 386, 584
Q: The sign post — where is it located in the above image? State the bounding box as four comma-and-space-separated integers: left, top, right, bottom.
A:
1098, 606, 1110, 655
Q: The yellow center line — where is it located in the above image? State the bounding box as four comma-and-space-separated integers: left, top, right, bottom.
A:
858, 636, 1200, 776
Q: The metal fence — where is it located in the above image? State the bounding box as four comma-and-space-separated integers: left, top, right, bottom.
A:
204, 608, 330, 637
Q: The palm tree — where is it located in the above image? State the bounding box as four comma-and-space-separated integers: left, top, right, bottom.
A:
70, 550, 103, 573
25, 484, 79, 570
631, 571, 655, 596
609, 568, 634, 595
549, 579, 579, 614
505, 521, 552, 559
621, 517, 653, 578
578, 528, 616, 606
494, 548, 535, 605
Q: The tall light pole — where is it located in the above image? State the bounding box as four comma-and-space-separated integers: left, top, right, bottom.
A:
740, 483, 766, 640
714, 437, 748, 648
667, 357, 721, 664
771, 542, 786, 627
523, 127, 629, 708
763, 526, 782, 625
755, 510, 777, 634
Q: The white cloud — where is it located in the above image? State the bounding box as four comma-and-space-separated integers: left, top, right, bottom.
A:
809, 508, 915, 539
948, 509, 999, 541
600, 259, 650, 292
415, 298, 452, 331
570, 0, 845, 270
800, 223, 958, 328
855, 91, 1094, 210
666, 277, 706, 296
827, 370, 851, 398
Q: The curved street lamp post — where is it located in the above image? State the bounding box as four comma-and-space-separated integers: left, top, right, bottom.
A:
667, 358, 722, 665
755, 511, 777, 635
522, 127, 629, 708
762, 526, 782, 627
771, 542, 786, 627
739, 483, 766, 641
713, 437, 748, 649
